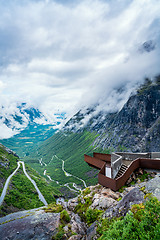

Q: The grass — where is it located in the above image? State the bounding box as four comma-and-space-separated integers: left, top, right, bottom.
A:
44, 203, 63, 213
0, 145, 18, 195
24, 130, 109, 188
0, 123, 58, 158
0, 166, 44, 215
1, 125, 111, 195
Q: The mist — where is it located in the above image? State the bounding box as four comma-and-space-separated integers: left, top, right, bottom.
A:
0, 0, 160, 137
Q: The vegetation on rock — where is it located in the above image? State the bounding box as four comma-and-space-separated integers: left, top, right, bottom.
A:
98, 197, 160, 240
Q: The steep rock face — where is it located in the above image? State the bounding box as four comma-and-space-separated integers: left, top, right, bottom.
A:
94, 84, 160, 152
64, 83, 160, 152
0, 208, 60, 240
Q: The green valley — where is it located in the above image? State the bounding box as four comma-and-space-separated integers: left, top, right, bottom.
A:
1, 127, 110, 196
24, 130, 107, 191
1, 123, 58, 158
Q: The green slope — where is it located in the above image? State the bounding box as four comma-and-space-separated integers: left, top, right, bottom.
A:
0, 124, 110, 195
0, 145, 18, 195
24, 130, 109, 188
0, 144, 60, 217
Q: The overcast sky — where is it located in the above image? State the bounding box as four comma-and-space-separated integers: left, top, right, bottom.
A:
0, 0, 160, 136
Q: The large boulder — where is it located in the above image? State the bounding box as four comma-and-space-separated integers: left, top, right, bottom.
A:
91, 193, 117, 210
101, 188, 120, 199
103, 187, 145, 218
70, 213, 87, 236
0, 208, 60, 240
145, 173, 160, 200
67, 197, 79, 211
91, 196, 117, 210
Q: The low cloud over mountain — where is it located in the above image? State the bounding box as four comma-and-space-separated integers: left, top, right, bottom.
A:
0, 0, 160, 138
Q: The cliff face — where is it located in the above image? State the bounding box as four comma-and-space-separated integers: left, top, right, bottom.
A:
93, 84, 160, 152
64, 82, 160, 152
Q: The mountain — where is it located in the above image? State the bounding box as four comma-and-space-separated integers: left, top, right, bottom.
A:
0, 103, 43, 132
0, 123, 59, 158
63, 77, 160, 152
20, 78, 160, 191
1, 77, 160, 197
0, 102, 64, 140
0, 102, 66, 158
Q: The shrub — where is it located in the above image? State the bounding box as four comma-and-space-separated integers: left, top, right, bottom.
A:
82, 188, 91, 197
60, 210, 71, 223
44, 203, 63, 213
52, 225, 65, 240
85, 208, 102, 225
99, 197, 160, 240
74, 196, 92, 221
139, 171, 150, 182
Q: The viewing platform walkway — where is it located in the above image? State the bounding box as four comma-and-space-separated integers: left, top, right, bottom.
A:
84, 152, 160, 191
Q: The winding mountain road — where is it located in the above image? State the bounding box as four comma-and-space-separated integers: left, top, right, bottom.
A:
55, 155, 87, 188
42, 155, 87, 192
20, 161, 47, 205
0, 162, 21, 206
37, 151, 87, 192
0, 161, 48, 206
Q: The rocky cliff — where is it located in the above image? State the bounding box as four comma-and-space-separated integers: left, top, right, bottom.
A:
64, 80, 160, 152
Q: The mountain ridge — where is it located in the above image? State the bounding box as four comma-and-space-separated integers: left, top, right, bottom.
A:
63, 79, 160, 152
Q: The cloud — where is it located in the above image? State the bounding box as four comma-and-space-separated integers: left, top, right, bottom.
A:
0, 0, 160, 137
0, 123, 19, 139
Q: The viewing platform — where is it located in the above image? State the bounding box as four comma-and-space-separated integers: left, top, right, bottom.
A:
84, 152, 160, 191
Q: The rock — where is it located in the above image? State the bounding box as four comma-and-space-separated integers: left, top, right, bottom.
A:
90, 198, 99, 208
103, 188, 145, 218
67, 197, 79, 211
89, 186, 95, 191
150, 173, 156, 178
63, 225, 69, 232
131, 172, 136, 180
93, 184, 103, 193
125, 187, 135, 192
116, 188, 144, 214
91, 196, 117, 210
126, 176, 132, 185
145, 174, 160, 200
137, 179, 141, 184
0, 161, 9, 168
71, 213, 87, 236
68, 235, 82, 240
85, 193, 93, 199
0, 208, 60, 240
101, 188, 120, 199
86, 221, 97, 240
92, 193, 100, 202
